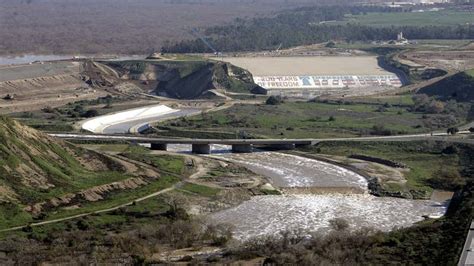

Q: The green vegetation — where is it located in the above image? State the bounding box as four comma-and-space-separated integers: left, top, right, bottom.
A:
333, 10, 474, 27
9, 95, 144, 132
0, 118, 190, 230
179, 183, 221, 197
304, 141, 470, 198
158, 100, 467, 139
45, 174, 179, 221
121, 148, 185, 175
0, 192, 233, 264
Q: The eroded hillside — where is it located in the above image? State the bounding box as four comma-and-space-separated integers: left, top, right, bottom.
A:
0, 116, 162, 228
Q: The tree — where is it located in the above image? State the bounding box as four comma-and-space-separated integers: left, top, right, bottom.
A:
447, 127, 459, 135
81, 109, 99, 118
412, 94, 430, 112
325, 41, 336, 48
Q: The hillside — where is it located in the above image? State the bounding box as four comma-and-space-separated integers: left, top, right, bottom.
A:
0, 116, 161, 228
417, 70, 474, 102
105, 60, 264, 99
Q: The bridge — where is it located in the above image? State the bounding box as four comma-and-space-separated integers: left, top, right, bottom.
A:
50, 133, 313, 153
49, 132, 473, 154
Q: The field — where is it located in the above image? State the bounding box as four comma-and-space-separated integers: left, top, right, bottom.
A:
334, 10, 474, 27
222, 56, 390, 76
158, 100, 468, 139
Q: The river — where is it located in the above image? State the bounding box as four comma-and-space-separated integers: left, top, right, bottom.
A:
165, 144, 449, 241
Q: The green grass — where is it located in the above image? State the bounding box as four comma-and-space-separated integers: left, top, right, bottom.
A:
160, 101, 461, 139
121, 152, 185, 175
179, 183, 221, 197
0, 202, 33, 229
332, 10, 474, 27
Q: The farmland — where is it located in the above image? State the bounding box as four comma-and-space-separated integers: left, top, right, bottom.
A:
333, 10, 474, 27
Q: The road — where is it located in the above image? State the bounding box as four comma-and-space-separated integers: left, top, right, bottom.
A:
50, 131, 474, 146
459, 221, 474, 266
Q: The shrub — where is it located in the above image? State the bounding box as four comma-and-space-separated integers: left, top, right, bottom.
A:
266, 96, 283, 105
329, 218, 349, 231
81, 109, 99, 118
371, 124, 392, 136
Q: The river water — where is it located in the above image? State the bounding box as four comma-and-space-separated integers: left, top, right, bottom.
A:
211, 194, 446, 241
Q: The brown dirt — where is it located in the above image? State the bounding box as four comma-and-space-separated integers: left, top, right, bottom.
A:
400, 50, 474, 72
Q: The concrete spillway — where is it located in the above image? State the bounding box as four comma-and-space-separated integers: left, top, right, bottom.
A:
80, 105, 201, 134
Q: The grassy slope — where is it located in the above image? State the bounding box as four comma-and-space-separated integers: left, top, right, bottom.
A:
0, 117, 133, 228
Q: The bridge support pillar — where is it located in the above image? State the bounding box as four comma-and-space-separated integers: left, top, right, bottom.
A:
150, 143, 167, 151
268, 143, 296, 150
192, 144, 211, 154
232, 144, 253, 153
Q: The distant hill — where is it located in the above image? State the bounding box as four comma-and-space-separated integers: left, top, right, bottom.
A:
0, 117, 142, 228
417, 70, 474, 102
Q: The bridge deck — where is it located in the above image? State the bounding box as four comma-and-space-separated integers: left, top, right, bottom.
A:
50, 133, 313, 145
